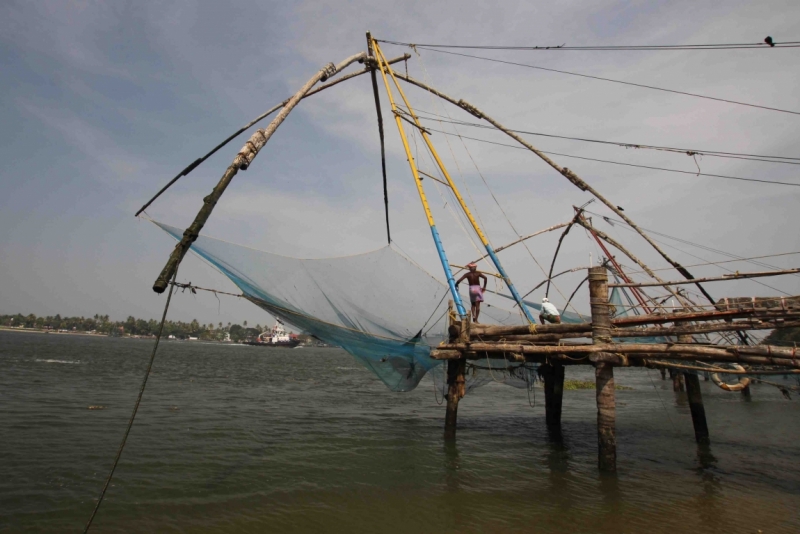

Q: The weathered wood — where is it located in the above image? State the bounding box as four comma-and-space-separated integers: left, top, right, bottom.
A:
392, 71, 719, 309
670, 368, 685, 392
475, 319, 800, 342
444, 313, 468, 440
469, 307, 800, 340
716, 296, 800, 311
609, 268, 800, 288
444, 358, 465, 440
589, 267, 616, 472
135, 52, 410, 218
541, 363, 565, 427
431, 345, 800, 369
471, 322, 589, 337
152, 53, 367, 293
439, 341, 800, 358
679, 335, 710, 444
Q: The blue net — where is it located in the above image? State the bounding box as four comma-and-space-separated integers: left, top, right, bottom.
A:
154, 221, 529, 391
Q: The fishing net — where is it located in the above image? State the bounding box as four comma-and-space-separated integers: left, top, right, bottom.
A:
154, 221, 532, 391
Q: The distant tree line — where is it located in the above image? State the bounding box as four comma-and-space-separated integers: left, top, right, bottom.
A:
0, 313, 268, 341
763, 326, 800, 346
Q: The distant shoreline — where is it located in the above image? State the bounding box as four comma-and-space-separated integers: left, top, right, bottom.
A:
0, 326, 108, 338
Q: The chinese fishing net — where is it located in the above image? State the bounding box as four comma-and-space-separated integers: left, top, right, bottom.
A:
154, 221, 556, 392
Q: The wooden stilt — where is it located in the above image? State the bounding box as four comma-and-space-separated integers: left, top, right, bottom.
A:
670, 368, 685, 392
589, 267, 616, 472
445, 310, 468, 440
541, 363, 565, 428
684, 372, 710, 444
679, 335, 709, 445
444, 358, 465, 440
660, 368, 667, 380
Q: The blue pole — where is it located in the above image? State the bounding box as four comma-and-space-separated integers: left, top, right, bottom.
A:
430, 225, 467, 317
485, 246, 536, 324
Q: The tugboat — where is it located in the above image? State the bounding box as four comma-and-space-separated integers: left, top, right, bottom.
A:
244, 320, 300, 348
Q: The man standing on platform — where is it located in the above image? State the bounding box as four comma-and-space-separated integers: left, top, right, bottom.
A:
540, 297, 562, 324
455, 263, 487, 323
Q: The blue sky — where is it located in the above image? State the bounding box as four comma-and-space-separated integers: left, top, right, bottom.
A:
1, 0, 799, 327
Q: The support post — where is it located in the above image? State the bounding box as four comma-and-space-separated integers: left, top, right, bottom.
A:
669, 368, 685, 392
445, 313, 468, 440
679, 335, 710, 445
541, 363, 565, 428
589, 266, 616, 472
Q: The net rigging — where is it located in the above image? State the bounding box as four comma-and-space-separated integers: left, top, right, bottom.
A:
377, 38, 800, 51
418, 126, 800, 188
403, 107, 800, 165
393, 46, 800, 116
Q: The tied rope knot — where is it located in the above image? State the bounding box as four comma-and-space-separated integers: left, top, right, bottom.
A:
319, 62, 337, 82
528, 324, 537, 335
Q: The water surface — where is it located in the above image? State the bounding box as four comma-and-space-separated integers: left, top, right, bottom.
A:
1, 331, 799, 533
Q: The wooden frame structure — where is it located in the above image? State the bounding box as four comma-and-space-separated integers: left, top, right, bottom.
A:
435, 267, 799, 471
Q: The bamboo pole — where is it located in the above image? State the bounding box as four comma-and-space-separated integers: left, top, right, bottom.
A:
391, 72, 720, 307
137, 52, 409, 218
476, 319, 800, 342
373, 41, 535, 324
372, 43, 466, 317
643, 360, 800, 375
574, 216, 687, 308
152, 52, 366, 293
610, 268, 800, 288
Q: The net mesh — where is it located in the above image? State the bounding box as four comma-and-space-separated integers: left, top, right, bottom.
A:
155, 221, 532, 391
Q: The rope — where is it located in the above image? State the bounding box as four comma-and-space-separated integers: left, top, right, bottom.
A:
410, 63, 585, 319
420, 127, 800, 188
403, 46, 800, 116
378, 38, 800, 51
406, 107, 800, 165
83, 269, 178, 533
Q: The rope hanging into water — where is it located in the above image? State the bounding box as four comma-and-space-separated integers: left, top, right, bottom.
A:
83, 270, 178, 533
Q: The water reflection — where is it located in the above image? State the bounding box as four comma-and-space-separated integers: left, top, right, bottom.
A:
443, 441, 461, 493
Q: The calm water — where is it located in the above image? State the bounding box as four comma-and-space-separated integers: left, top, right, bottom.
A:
1, 330, 799, 533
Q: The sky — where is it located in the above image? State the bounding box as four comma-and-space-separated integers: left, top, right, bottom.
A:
1, 0, 799, 329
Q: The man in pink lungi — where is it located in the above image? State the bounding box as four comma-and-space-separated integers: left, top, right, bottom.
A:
455, 263, 487, 323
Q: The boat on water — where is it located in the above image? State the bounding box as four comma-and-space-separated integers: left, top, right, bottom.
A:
243, 320, 300, 348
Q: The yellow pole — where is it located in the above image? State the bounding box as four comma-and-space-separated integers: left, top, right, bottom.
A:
374, 42, 536, 324
373, 41, 467, 317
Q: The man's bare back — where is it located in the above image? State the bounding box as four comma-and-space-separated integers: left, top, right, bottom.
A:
456, 265, 487, 322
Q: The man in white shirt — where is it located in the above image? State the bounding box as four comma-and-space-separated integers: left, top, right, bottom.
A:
539, 297, 561, 325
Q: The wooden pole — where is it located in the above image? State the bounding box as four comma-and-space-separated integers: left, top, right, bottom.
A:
541, 362, 565, 428
135, 53, 409, 218
152, 52, 366, 293
589, 266, 616, 472
445, 311, 468, 440
679, 334, 710, 445
391, 72, 721, 306
670, 368, 685, 392
609, 268, 800, 288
